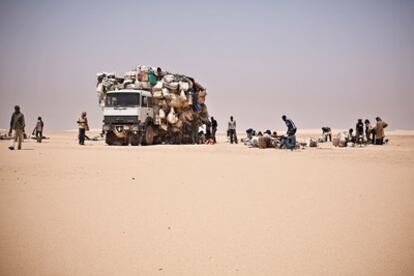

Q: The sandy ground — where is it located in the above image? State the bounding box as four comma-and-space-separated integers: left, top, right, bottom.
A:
0, 131, 413, 276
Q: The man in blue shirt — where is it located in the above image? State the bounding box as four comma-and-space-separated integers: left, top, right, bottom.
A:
282, 115, 297, 136
281, 115, 297, 150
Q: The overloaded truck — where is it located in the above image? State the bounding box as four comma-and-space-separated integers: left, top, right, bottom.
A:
97, 65, 209, 146
102, 89, 157, 145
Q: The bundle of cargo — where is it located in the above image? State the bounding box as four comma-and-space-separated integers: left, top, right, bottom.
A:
96, 65, 209, 145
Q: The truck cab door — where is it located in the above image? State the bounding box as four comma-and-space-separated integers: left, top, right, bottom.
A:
140, 95, 150, 122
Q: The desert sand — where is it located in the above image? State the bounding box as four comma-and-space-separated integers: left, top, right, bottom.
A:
0, 131, 413, 275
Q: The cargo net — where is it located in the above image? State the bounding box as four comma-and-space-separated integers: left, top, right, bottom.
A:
96, 65, 209, 134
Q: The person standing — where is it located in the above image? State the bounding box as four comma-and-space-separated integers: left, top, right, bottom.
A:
356, 119, 364, 137
228, 116, 238, 144
211, 116, 218, 144
374, 117, 388, 145
281, 115, 297, 150
77, 112, 89, 145
33, 116, 44, 143
355, 119, 364, 144
364, 119, 373, 144
8, 105, 25, 150
322, 127, 332, 142
282, 115, 297, 136
205, 122, 212, 140
190, 119, 199, 144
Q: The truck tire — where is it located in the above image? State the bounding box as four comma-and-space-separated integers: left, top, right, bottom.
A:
142, 124, 154, 145
130, 134, 141, 146
105, 131, 116, 145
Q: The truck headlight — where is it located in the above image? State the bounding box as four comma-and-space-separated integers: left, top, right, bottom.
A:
103, 125, 111, 131
130, 125, 139, 131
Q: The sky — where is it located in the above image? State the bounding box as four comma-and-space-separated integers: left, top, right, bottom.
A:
0, 0, 413, 132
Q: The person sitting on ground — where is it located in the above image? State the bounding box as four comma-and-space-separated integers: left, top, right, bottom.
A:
264, 130, 273, 148
374, 117, 388, 145
245, 128, 254, 142
347, 128, 355, 144
336, 131, 348, 147
257, 131, 268, 149
246, 131, 259, 148
281, 134, 296, 150
271, 131, 281, 147
198, 131, 206, 144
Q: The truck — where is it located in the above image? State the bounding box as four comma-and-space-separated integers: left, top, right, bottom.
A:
102, 89, 158, 146
97, 66, 209, 146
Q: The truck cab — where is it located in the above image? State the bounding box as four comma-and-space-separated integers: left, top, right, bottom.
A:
102, 90, 156, 145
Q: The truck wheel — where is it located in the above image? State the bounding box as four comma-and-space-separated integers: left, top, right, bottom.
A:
142, 125, 154, 145
105, 131, 116, 145
130, 134, 140, 146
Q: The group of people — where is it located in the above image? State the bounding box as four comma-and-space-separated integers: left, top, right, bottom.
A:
6, 105, 390, 150
242, 115, 298, 150
7, 105, 88, 150
7, 105, 45, 150
335, 117, 388, 147
197, 116, 218, 144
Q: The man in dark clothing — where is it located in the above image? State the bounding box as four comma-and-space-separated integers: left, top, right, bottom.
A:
190, 119, 199, 144
156, 67, 164, 81
322, 127, 332, 142
282, 115, 297, 136
33, 116, 44, 143
9, 105, 25, 150
211, 116, 218, 143
355, 119, 364, 144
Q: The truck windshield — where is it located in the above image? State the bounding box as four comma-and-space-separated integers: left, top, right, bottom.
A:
106, 93, 140, 107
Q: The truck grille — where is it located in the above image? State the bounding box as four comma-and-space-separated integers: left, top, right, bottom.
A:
104, 116, 139, 124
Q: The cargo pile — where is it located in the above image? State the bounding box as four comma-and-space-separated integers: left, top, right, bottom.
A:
96, 65, 209, 135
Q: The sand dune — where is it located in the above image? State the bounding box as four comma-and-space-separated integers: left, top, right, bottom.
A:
0, 131, 413, 275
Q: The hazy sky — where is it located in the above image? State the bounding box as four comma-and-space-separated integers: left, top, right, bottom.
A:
1, 0, 413, 132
